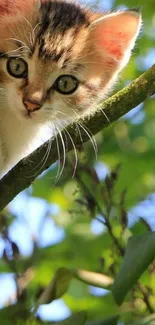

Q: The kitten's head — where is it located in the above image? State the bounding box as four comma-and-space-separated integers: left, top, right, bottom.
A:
0, 0, 142, 126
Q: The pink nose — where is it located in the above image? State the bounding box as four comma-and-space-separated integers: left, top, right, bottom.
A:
23, 99, 41, 112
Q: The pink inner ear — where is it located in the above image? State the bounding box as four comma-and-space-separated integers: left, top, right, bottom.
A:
0, 1, 9, 15
0, 0, 37, 17
92, 12, 141, 60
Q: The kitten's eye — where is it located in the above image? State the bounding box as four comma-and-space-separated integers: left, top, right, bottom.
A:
54, 75, 78, 95
7, 58, 28, 78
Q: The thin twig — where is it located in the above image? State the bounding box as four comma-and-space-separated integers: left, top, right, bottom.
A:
138, 281, 154, 314
75, 172, 125, 256
76, 169, 154, 312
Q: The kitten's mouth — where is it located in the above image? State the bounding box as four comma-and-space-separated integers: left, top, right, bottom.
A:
26, 111, 32, 118
22, 109, 33, 119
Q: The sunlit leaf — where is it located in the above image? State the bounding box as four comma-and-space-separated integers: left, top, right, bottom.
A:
37, 267, 73, 305
72, 269, 113, 289
132, 314, 155, 325
112, 232, 155, 305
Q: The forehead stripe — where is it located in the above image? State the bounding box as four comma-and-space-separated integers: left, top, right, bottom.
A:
37, 1, 90, 60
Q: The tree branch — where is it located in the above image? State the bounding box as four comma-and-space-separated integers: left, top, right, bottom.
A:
0, 64, 155, 210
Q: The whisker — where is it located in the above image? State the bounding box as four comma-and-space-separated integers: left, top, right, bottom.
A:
39, 139, 52, 173
100, 108, 110, 123
77, 122, 98, 160
3, 45, 31, 56
64, 128, 78, 178
53, 106, 98, 161
53, 126, 62, 184
56, 110, 68, 117
56, 119, 78, 179
75, 122, 84, 144
4, 21, 32, 53
22, 16, 33, 31
71, 108, 98, 159
25, 138, 52, 178
32, 22, 42, 42
54, 125, 66, 182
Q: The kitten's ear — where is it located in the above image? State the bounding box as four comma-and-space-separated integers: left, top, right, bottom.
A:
0, 0, 40, 17
90, 11, 142, 68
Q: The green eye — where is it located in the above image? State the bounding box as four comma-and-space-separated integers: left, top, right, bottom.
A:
7, 57, 28, 78
54, 75, 78, 95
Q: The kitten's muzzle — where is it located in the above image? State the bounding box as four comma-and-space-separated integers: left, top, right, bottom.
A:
23, 99, 42, 112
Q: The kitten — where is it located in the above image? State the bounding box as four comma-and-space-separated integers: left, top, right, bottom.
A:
0, 0, 142, 177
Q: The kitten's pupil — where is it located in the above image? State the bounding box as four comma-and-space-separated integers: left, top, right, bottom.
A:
7, 58, 28, 78
16, 64, 20, 72
63, 80, 68, 89
54, 75, 78, 95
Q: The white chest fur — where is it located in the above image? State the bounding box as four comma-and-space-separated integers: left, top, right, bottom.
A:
0, 109, 52, 177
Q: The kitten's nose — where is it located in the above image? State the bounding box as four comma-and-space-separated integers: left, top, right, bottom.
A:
23, 99, 41, 112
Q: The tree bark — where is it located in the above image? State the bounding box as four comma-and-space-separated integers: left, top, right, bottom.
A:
0, 64, 155, 210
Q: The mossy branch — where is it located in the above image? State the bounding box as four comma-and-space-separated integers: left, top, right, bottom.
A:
0, 64, 155, 211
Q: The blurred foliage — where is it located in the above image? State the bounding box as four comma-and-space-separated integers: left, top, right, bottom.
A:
0, 0, 155, 324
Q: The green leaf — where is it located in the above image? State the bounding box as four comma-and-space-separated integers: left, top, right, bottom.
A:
37, 267, 73, 305
72, 269, 113, 289
132, 314, 155, 325
87, 315, 119, 325
53, 311, 87, 325
112, 232, 155, 305
64, 292, 118, 320
0, 303, 30, 325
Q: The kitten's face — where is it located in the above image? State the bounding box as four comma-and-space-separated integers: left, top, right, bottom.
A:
0, 0, 142, 126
